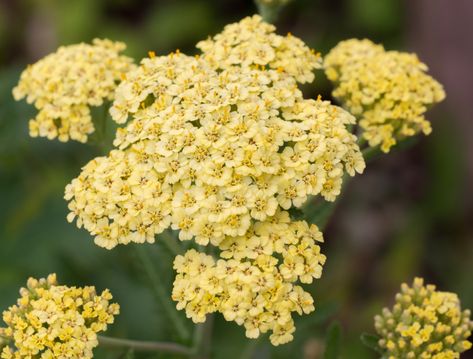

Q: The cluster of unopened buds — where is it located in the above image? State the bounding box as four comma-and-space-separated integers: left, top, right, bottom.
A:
375, 278, 472, 358
0, 274, 119, 358
8, 10, 460, 357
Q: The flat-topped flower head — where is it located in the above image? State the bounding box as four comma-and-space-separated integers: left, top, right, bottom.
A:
197, 15, 322, 83
324, 39, 445, 152
65, 147, 173, 249
65, 50, 364, 249
374, 277, 472, 359
323, 39, 384, 82
13, 39, 135, 143
0, 274, 119, 358
172, 214, 325, 345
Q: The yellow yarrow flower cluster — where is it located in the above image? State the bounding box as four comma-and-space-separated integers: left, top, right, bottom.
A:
63, 17, 363, 345
65, 147, 172, 249
0, 274, 119, 358
13, 39, 135, 143
65, 49, 364, 249
197, 15, 321, 83
324, 39, 446, 152
375, 278, 473, 359
173, 214, 325, 345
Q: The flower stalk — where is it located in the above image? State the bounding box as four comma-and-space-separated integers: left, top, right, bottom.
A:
191, 314, 215, 359
134, 246, 191, 341
98, 336, 193, 355
254, 0, 292, 23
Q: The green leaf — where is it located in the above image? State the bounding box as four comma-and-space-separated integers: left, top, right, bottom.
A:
360, 333, 383, 354
324, 322, 342, 359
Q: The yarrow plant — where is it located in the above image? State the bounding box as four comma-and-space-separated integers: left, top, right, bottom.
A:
13, 39, 134, 143
65, 52, 363, 249
59, 16, 365, 345
0, 274, 119, 358
374, 278, 472, 359
173, 214, 326, 345
196, 15, 320, 83
324, 39, 446, 153
8, 3, 469, 358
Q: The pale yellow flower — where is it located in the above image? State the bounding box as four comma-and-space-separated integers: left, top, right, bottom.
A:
324, 38, 445, 152
65, 51, 363, 249
13, 39, 134, 142
62, 21, 360, 347
172, 214, 324, 346
197, 15, 321, 83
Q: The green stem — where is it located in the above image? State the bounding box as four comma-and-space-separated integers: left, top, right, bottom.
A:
134, 246, 191, 341
256, 3, 280, 23
303, 143, 382, 228
255, 0, 291, 23
191, 314, 215, 359
362, 145, 381, 161
90, 103, 113, 153
0, 335, 9, 348
302, 175, 348, 230
356, 135, 367, 148
160, 229, 184, 256
101, 104, 108, 142
98, 335, 192, 355
190, 242, 215, 358
240, 335, 266, 359
90, 104, 191, 355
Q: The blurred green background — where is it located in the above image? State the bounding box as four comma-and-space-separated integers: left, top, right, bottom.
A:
1, 0, 472, 358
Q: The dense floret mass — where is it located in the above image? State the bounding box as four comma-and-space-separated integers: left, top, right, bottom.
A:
62, 16, 366, 347
65, 51, 364, 249
173, 214, 325, 345
0, 274, 119, 358
197, 15, 321, 83
13, 39, 134, 142
375, 278, 473, 359
324, 39, 445, 152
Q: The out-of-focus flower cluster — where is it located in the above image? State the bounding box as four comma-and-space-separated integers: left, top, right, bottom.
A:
173, 213, 325, 345
13, 39, 134, 143
0, 274, 119, 358
375, 277, 472, 359
65, 27, 364, 250
197, 15, 321, 83
324, 39, 446, 152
